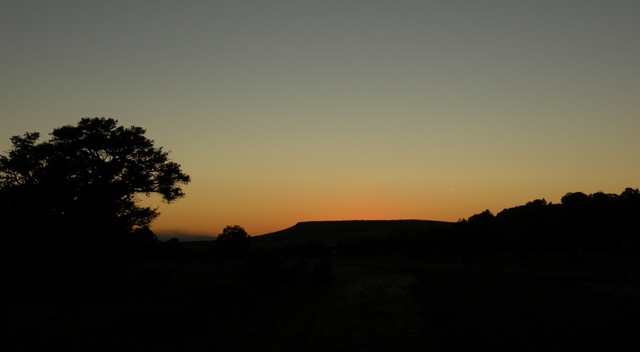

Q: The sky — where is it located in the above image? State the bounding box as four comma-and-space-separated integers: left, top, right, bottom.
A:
2, 0, 639, 237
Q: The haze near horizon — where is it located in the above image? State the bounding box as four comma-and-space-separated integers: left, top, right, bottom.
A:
2, 1, 639, 237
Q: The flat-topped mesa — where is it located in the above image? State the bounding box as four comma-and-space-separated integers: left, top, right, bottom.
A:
253, 219, 453, 247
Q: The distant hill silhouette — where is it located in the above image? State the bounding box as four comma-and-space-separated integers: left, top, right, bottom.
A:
252, 220, 453, 247
156, 233, 216, 242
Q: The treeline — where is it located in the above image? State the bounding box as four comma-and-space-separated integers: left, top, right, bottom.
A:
454, 187, 640, 255
55, 187, 640, 265
5, 186, 640, 289
107, 225, 335, 285
338, 187, 640, 258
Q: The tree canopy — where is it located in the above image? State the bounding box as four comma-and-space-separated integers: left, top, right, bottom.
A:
216, 225, 251, 259
0, 117, 190, 239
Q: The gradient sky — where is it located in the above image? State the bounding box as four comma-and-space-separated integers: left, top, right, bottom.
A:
2, 1, 639, 237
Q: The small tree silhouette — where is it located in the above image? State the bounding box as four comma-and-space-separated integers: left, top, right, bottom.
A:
216, 225, 251, 260
561, 192, 590, 206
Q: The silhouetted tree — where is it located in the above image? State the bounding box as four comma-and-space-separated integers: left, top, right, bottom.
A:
216, 225, 251, 260
561, 192, 590, 206
620, 187, 640, 204
128, 226, 160, 260
131, 226, 159, 244
0, 118, 190, 279
590, 191, 619, 205
467, 209, 495, 226
159, 238, 188, 262
525, 198, 548, 207
0, 118, 190, 236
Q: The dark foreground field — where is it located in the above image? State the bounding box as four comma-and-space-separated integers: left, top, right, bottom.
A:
406, 261, 640, 351
3, 257, 640, 351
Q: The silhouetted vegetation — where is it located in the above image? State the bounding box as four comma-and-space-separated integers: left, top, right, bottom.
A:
214, 225, 251, 261
0, 118, 190, 285
245, 188, 640, 266
485, 188, 640, 256
3, 159, 640, 351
